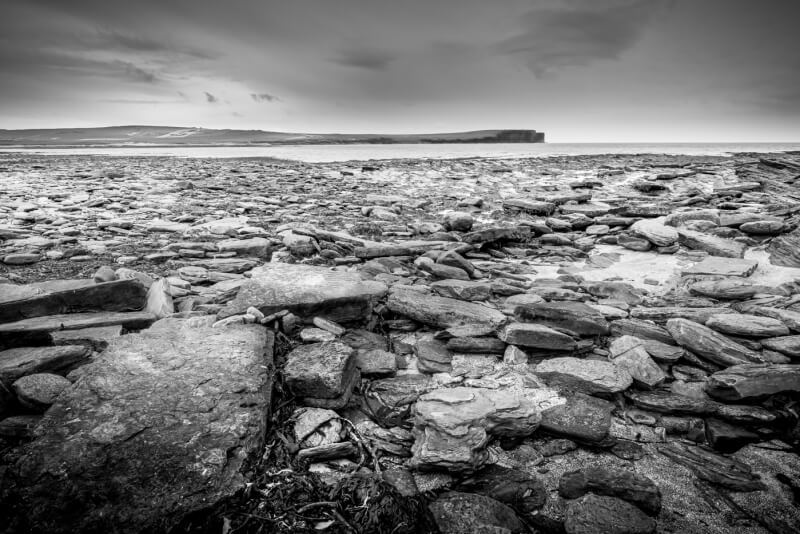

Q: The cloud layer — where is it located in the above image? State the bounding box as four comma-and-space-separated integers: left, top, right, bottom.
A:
0, 0, 798, 141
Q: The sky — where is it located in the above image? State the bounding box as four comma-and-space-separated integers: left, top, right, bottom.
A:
1, 0, 799, 142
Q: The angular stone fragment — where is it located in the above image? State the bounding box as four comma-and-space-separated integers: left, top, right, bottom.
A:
768, 227, 800, 267
499, 323, 576, 351
0, 345, 91, 383
608, 336, 665, 388
364, 375, 433, 427
216, 237, 271, 258
666, 318, 761, 367
430, 279, 491, 301
219, 263, 387, 321
0, 279, 147, 324
3, 318, 272, 534
681, 257, 758, 277
706, 314, 790, 338
514, 301, 610, 336
582, 281, 643, 306
503, 198, 555, 215
386, 287, 506, 336
677, 229, 746, 258
415, 338, 453, 374
630, 219, 678, 247
463, 226, 523, 245
535, 357, 632, 394
565, 494, 656, 534
689, 279, 759, 300
705, 363, 800, 401
559, 466, 661, 515
640, 339, 683, 362
626, 390, 717, 415
354, 349, 396, 377
705, 418, 760, 453
410, 386, 562, 473
611, 319, 674, 345
446, 336, 506, 354
284, 342, 356, 400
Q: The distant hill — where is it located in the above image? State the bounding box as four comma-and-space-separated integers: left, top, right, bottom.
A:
0, 126, 544, 146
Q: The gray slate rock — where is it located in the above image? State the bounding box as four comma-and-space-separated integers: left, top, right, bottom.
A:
706, 363, 800, 401
219, 263, 387, 321
666, 318, 762, 367
387, 287, 506, 337
4, 318, 272, 534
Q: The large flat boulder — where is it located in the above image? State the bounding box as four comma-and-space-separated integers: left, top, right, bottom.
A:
219, 263, 387, 321
386, 287, 507, 336
0, 279, 147, 324
2, 318, 273, 533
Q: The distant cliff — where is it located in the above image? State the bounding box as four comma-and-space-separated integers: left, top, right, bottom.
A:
0, 126, 545, 146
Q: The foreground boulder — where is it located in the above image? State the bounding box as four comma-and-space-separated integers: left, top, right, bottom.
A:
218, 263, 387, 321
2, 318, 273, 533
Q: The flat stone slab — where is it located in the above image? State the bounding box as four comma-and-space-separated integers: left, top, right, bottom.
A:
0, 279, 147, 324
219, 263, 387, 321
3, 318, 273, 533
386, 287, 507, 336
0, 311, 156, 348
682, 257, 758, 277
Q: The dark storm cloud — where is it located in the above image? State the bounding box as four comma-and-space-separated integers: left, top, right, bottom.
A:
204, 92, 219, 103
251, 93, 280, 103
329, 50, 397, 70
496, 0, 666, 77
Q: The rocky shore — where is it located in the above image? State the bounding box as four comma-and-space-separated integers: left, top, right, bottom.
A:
1, 151, 800, 533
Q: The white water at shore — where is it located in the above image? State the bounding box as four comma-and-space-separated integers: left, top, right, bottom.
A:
1, 142, 799, 162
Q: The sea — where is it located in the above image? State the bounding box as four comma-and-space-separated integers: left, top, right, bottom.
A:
1, 142, 799, 163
